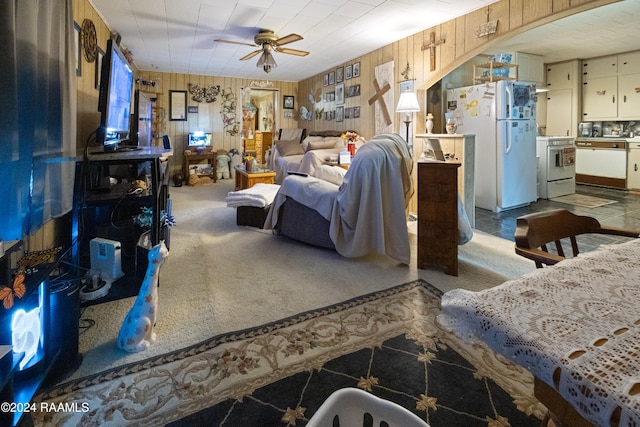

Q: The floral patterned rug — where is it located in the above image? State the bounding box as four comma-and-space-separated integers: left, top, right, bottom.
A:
34, 279, 546, 426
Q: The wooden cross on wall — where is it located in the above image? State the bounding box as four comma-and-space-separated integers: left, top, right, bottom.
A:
368, 78, 392, 126
421, 32, 445, 72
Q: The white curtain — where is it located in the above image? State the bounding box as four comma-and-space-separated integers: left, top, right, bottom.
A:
0, 0, 76, 240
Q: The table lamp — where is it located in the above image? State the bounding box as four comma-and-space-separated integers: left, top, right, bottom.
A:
395, 89, 421, 155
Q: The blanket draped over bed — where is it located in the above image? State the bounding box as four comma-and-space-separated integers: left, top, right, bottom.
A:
265, 133, 413, 264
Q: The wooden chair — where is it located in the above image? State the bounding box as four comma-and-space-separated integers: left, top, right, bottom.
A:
514, 209, 640, 268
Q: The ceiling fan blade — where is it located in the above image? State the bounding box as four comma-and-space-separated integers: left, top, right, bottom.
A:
214, 39, 256, 48
275, 47, 309, 57
274, 33, 303, 46
239, 49, 262, 61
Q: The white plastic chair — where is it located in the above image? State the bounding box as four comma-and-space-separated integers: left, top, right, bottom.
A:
306, 388, 430, 427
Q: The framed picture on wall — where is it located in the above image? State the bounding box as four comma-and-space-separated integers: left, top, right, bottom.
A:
283, 95, 294, 109
94, 47, 104, 90
345, 64, 352, 80
324, 74, 329, 86
335, 83, 344, 105
336, 66, 344, 83
353, 62, 360, 78
169, 90, 187, 121
336, 106, 344, 122
329, 71, 335, 85
74, 22, 82, 76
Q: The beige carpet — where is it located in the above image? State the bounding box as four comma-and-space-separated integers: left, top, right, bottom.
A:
550, 193, 617, 208
59, 178, 535, 383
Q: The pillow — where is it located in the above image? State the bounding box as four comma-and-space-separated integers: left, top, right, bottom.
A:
301, 135, 325, 151
276, 139, 305, 156
306, 137, 346, 151
314, 165, 346, 186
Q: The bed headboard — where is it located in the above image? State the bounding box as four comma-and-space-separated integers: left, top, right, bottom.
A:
278, 128, 307, 143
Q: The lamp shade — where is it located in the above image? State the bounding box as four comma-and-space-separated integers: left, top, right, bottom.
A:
256, 46, 277, 73
395, 91, 420, 113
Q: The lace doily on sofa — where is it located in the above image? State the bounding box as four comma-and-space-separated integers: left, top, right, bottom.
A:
439, 238, 640, 426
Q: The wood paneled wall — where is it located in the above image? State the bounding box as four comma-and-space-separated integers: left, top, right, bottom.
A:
298, 0, 618, 141
67, 0, 616, 223
295, 0, 618, 214
73, 0, 298, 175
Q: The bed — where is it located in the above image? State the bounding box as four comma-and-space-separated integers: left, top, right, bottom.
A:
439, 238, 640, 426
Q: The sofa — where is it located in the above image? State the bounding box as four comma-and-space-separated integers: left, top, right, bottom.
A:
264, 133, 415, 264
269, 130, 361, 184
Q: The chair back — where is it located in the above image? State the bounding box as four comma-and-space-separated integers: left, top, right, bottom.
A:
162, 135, 171, 149
515, 209, 605, 267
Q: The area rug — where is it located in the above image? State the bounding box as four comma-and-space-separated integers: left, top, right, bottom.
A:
34, 279, 545, 427
550, 193, 617, 208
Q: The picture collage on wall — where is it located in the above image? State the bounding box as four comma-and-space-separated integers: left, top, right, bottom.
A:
321, 62, 360, 122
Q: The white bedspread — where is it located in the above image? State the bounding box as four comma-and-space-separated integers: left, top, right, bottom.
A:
265, 133, 413, 264
439, 238, 640, 426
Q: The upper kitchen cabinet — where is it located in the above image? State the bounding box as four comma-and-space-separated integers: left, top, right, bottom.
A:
515, 52, 544, 85
582, 75, 618, 120
545, 61, 580, 137
546, 61, 576, 90
581, 55, 617, 79
582, 51, 640, 121
619, 74, 640, 119
617, 51, 640, 75
618, 52, 640, 120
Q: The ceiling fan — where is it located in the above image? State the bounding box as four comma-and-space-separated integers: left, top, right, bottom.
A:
214, 29, 309, 73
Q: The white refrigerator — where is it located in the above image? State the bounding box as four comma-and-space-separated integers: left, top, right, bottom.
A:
447, 80, 538, 212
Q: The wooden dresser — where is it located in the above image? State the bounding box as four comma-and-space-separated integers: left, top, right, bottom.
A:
417, 161, 460, 276
254, 131, 272, 164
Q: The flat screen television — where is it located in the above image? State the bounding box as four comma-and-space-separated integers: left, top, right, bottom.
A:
131, 90, 153, 147
97, 39, 134, 151
188, 132, 212, 147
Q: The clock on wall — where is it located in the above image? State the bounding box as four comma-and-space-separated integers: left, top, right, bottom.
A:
81, 19, 97, 63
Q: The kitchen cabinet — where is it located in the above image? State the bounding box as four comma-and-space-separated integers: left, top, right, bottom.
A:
582, 55, 617, 79
582, 76, 618, 120
546, 89, 573, 136
515, 52, 544, 85
628, 141, 640, 190
618, 74, 640, 119
617, 51, 640, 75
546, 61, 577, 90
544, 60, 580, 137
581, 51, 640, 121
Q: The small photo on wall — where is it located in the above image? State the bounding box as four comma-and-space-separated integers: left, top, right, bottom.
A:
336, 66, 344, 83
353, 62, 360, 78
345, 64, 352, 80
283, 95, 294, 109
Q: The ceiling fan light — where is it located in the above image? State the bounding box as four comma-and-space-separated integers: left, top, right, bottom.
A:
256, 49, 277, 73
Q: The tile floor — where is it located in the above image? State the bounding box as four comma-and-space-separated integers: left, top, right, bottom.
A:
474, 184, 640, 252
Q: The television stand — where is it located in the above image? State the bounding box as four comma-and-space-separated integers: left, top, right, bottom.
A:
183, 149, 217, 184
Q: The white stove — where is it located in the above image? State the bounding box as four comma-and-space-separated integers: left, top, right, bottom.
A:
536, 136, 576, 199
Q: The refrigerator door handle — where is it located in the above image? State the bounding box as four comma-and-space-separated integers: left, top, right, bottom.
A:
505, 124, 512, 154
504, 82, 513, 119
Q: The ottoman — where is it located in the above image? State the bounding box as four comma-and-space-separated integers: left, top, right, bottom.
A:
236, 205, 271, 228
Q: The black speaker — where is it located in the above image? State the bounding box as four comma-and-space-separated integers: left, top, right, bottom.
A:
46, 278, 82, 382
